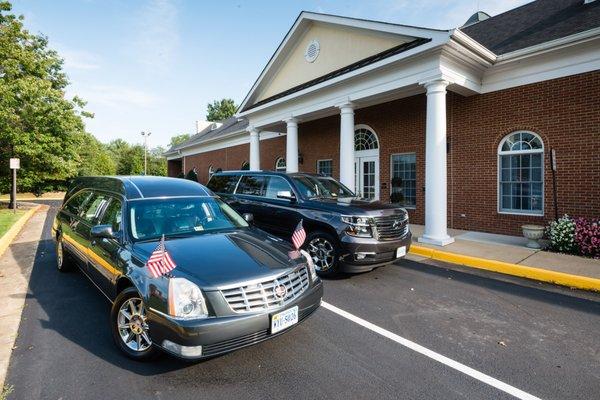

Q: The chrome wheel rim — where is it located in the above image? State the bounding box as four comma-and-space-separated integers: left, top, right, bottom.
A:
308, 237, 335, 272
56, 240, 64, 268
117, 297, 151, 352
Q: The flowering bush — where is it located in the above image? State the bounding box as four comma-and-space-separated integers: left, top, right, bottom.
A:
546, 215, 576, 254
573, 217, 600, 259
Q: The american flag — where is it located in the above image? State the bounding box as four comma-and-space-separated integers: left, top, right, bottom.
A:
146, 235, 176, 278
291, 219, 306, 250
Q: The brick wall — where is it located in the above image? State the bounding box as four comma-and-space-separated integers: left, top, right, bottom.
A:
178, 71, 599, 235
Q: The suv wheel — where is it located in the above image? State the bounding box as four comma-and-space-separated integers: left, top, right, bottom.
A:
305, 231, 340, 277
56, 235, 74, 272
110, 287, 159, 361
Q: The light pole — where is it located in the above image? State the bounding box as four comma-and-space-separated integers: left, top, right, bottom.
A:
141, 131, 151, 175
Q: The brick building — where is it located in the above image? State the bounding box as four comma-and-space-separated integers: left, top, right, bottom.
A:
165, 0, 600, 242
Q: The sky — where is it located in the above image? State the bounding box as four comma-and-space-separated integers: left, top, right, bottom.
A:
11, 0, 530, 149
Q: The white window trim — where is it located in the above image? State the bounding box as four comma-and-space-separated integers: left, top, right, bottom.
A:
497, 131, 544, 216
275, 157, 286, 171
390, 152, 417, 209
316, 159, 333, 176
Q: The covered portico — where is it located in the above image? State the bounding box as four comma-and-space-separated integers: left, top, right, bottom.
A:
236, 12, 494, 246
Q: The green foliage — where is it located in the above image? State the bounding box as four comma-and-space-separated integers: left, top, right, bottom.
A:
169, 133, 191, 148
0, 1, 90, 193
546, 215, 577, 254
107, 140, 166, 176
206, 98, 237, 122
77, 132, 116, 176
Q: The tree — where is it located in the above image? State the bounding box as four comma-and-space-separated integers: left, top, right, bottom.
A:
206, 98, 237, 122
169, 133, 191, 148
77, 133, 116, 176
0, 1, 91, 194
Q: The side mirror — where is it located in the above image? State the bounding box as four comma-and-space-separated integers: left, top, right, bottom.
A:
242, 213, 254, 223
91, 224, 115, 239
276, 190, 296, 201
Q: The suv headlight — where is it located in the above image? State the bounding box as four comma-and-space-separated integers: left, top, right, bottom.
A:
341, 215, 373, 238
300, 249, 318, 281
168, 278, 209, 319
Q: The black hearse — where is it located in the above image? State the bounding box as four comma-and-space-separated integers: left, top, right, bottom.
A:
52, 176, 322, 360
207, 171, 412, 276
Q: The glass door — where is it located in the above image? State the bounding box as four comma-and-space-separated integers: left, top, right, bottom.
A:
354, 156, 379, 200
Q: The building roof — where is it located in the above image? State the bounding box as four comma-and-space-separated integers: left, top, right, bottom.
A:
165, 117, 249, 155
462, 0, 600, 55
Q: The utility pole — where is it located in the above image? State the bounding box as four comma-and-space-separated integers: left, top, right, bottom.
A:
141, 131, 151, 175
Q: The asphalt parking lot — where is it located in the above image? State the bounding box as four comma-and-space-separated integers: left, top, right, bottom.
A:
4, 202, 600, 400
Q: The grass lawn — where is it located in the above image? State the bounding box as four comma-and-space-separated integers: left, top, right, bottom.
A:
0, 209, 26, 239
0, 191, 65, 200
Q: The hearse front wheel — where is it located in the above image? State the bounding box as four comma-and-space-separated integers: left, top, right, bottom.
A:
305, 231, 341, 277
55, 235, 74, 273
111, 287, 159, 361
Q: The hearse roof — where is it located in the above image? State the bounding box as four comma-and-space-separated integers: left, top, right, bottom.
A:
66, 176, 211, 201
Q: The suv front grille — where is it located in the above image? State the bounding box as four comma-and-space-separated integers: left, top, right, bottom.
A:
373, 214, 409, 240
220, 267, 309, 313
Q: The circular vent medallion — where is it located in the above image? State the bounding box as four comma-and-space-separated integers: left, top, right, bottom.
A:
304, 40, 320, 63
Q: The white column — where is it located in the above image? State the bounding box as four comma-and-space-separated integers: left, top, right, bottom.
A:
418, 79, 454, 246
338, 102, 355, 193
285, 118, 299, 173
248, 126, 260, 171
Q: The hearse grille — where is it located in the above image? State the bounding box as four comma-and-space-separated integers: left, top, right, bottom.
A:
373, 214, 409, 240
220, 267, 309, 313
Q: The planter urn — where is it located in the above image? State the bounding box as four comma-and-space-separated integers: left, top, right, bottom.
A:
521, 225, 545, 249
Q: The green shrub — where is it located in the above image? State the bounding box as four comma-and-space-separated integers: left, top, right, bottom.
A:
546, 215, 577, 254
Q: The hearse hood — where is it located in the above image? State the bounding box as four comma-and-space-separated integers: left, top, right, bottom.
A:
131, 228, 304, 290
303, 197, 407, 217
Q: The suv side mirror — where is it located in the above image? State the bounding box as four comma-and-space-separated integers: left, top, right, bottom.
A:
91, 224, 116, 239
276, 190, 296, 201
243, 213, 254, 223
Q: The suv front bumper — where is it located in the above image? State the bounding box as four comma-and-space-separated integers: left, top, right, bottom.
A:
146, 281, 323, 360
339, 231, 412, 273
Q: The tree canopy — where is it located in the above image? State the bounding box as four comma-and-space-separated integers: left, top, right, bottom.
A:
169, 133, 191, 148
0, 1, 91, 193
206, 98, 237, 122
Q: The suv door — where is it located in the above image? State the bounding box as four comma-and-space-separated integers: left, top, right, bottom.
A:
260, 175, 301, 236
234, 175, 269, 228
88, 196, 124, 298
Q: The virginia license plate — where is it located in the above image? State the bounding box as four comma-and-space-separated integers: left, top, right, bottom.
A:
396, 246, 406, 258
271, 306, 299, 334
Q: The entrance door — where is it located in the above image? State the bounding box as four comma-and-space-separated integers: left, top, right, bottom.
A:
354, 155, 379, 200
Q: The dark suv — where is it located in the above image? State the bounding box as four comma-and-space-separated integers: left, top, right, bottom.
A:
207, 171, 411, 276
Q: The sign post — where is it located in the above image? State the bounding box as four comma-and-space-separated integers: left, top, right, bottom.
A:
10, 158, 20, 214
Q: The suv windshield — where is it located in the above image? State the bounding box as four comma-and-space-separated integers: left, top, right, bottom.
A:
129, 197, 248, 241
292, 176, 355, 199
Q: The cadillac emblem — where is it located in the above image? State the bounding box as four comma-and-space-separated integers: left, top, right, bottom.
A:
273, 284, 287, 299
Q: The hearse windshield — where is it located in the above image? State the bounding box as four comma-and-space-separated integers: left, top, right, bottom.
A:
292, 176, 355, 199
129, 197, 248, 241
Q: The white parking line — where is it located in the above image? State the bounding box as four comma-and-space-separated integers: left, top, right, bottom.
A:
321, 301, 542, 400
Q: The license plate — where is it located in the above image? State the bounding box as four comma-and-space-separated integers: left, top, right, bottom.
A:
396, 246, 406, 258
271, 306, 299, 334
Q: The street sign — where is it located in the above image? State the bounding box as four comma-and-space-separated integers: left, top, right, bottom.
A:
10, 158, 20, 169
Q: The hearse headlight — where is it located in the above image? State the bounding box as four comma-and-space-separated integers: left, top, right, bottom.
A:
168, 278, 208, 319
341, 215, 373, 238
300, 249, 318, 281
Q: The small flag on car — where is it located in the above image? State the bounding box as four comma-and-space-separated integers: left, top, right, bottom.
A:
291, 219, 306, 250
146, 235, 176, 278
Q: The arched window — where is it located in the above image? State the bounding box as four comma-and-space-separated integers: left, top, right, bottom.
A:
354, 127, 379, 151
498, 131, 544, 215
241, 161, 250, 170
275, 157, 286, 171
208, 165, 215, 179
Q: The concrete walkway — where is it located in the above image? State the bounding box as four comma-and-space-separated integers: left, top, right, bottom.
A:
0, 206, 48, 388
410, 224, 600, 284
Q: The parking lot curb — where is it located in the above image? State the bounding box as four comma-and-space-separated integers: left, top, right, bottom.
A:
409, 244, 600, 293
0, 205, 42, 259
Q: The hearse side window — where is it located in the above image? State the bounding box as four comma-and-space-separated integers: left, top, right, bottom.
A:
207, 174, 239, 194
237, 175, 266, 196
99, 198, 123, 232
82, 193, 109, 224
264, 176, 293, 199
63, 191, 92, 216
